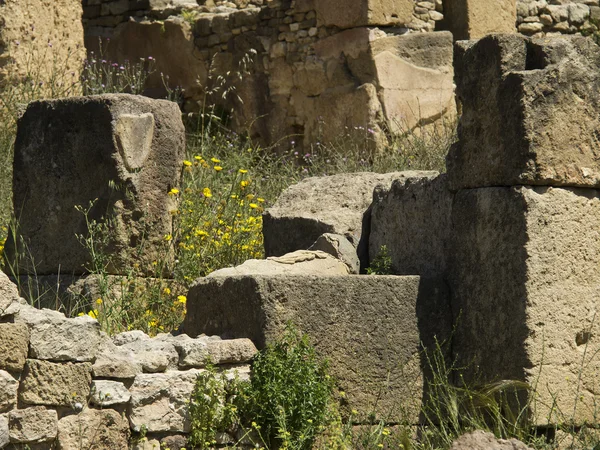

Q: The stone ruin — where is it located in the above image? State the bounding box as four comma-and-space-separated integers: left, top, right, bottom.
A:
2, 30, 600, 447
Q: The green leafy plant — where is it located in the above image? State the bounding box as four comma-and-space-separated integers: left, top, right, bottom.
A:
366, 245, 393, 275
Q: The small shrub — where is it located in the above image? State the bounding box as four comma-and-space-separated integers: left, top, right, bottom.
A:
366, 245, 393, 275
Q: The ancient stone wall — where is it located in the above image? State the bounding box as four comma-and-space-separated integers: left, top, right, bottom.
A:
0, 272, 256, 449
516, 0, 600, 36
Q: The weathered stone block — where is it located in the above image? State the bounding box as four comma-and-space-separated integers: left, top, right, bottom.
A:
316, 0, 413, 29
447, 35, 600, 191
0, 323, 29, 372
90, 380, 131, 406
8, 406, 58, 444
175, 337, 257, 369
6, 94, 185, 276
0, 371, 18, 413
449, 186, 600, 425
369, 173, 453, 278
0, 0, 85, 89
0, 272, 22, 316
128, 369, 203, 433
20, 360, 92, 407
57, 408, 130, 449
263, 172, 436, 262
443, 0, 516, 40
184, 275, 450, 421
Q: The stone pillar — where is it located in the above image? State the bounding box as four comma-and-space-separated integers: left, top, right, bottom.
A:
5, 94, 185, 278
443, 0, 517, 40
447, 34, 600, 426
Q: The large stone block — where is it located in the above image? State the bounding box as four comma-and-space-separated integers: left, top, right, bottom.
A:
5, 94, 185, 276
316, 0, 414, 29
443, 0, 517, 40
447, 35, 600, 191
20, 360, 92, 407
449, 186, 600, 425
8, 406, 58, 445
0, 323, 29, 372
57, 408, 130, 450
369, 173, 453, 278
263, 171, 436, 262
0, 0, 85, 89
183, 274, 450, 421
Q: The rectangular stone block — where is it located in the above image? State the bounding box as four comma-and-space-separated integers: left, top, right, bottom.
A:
369, 173, 453, 278
447, 35, 600, 191
0, 323, 29, 372
316, 0, 414, 29
443, 0, 516, 40
183, 275, 451, 422
8, 406, 57, 445
5, 94, 185, 276
449, 186, 600, 425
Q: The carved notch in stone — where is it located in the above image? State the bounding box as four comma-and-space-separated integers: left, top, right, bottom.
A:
115, 113, 155, 172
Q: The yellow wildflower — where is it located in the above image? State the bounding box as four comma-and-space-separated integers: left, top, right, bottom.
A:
239, 169, 248, 174
194, 155, 203, 161
183, 160, 192, 167
163, 287, 171, 295
95, 298, 103, 305
249, 203, 258, 209
177, 295, 187, 304
163, 234, 172, 241
211, 157, 221, 163
257, 197, 265, 203
214, 166, 223, 171
88, 309, 98, 319
168, 188, 179, 195
240, 180, 249, 188
246, 194, 255, 200
203, 187, 212, 198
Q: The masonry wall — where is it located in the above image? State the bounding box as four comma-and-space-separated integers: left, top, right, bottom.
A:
516, 0, 600, 36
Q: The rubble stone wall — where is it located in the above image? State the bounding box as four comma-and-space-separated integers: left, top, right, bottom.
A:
516, 0, 600, 36
0, 272, 256, 449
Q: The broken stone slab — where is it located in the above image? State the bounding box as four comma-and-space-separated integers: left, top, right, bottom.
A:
369, 173, 453, 278
207, 250, 350, 277
174, 337, 257, 369
183, 274, 451, 421
0, 323, 29, 372
20, 360, 92, 407
263, 171, 437, 259
5, 93, 185, 276
443, 0, 517, 40
309, 234, 360, 274
90, 380, 132, 406
57, 408, 130, 450
0, 371, 18, 413
450, 430, 533, 450
447, 34, 600, 191
449, 185, 600, 426
8, 406, 58, 445
316, 0, 413, 29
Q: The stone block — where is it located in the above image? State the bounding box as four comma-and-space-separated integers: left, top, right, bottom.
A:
183, 274, 451, 421
316, 0, 414, 29
308, 233, 360, 274
263, 172, 436, 262
0, 0, 85, 90
20, 360, 92, 407
5, 94, 185, 276
57, 408, 130, 449
90, 380, 131, 406
447, 35, 600, 191
8, 406, 58, 444
449, 185, 600, 425
443, 0, 516, 40
128, 369, 203, 432
0, 272, 22, 316
369, 173, 453, 278
0, 323, 29, 372
175, 337, 257, 368
0, 371, 18, 413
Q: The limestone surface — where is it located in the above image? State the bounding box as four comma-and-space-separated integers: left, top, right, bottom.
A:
184, 274, 451, 421
263, 171, 436, 258
316, 0, 414, 28
6, 94, 185, 276
175, 337, 257, 368
57, 408, 130, 450
447, 34, 600, 191
451, 430, 533, 450
308, 233, 360, 274
369, 173, 452, 278
90, 380, 132, 406
20, 360, 92, 407
443, 0, 517, 39
0, 414, 7, 448
449, 186, 600, 425
0, 371, 18, 413
8, 406, 58, 444
0, 323, 29, 372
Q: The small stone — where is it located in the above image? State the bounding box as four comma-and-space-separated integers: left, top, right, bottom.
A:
0, 371, 18, 413
90, 380, 131, 406
540, 13, 553, 25
0, 322, 29, 372
9, 406, 58, 444
518, 22, 544, 34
